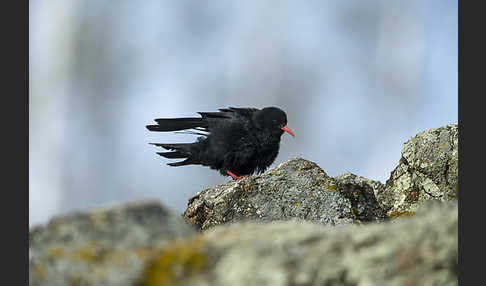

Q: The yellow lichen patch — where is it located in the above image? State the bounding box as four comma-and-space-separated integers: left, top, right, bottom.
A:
327, 184, 337, 192
46, 247, 65, 259
73, 242, 97, 262
266, 170, 283, 177
140, 238, 206, 286
34, 264, 46, 279
293, 202, 300, 207
318, 180, 337, 192
349, 207, 361, 223
389, 211, 415, 220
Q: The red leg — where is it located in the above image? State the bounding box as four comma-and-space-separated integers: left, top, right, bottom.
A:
226, 170, 248, 180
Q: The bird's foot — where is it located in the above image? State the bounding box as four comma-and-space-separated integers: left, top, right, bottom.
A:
226, 171, 248, 180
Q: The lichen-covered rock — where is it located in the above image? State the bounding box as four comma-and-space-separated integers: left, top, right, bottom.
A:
377, 124, 458, 217
335, 172, 387, 221
30, 125, 459, 286
183, 158, 386, 230
29, 200, 196, 286
141, 201, 458, 286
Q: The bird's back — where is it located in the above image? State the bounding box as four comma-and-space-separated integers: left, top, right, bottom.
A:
197, 108, 260, 174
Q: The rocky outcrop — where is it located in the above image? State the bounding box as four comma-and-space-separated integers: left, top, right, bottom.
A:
377, 124, 458, 217
29, 201, 196, 286
183, 158, 386, 230
29, 124, 459, 286
184, 124, 458, 229
141, 201, 458, 286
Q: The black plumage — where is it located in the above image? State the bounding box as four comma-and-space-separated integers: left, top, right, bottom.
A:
146, 106, 295, 180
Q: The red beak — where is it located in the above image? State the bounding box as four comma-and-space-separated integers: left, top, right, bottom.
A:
281, 125, 295, 137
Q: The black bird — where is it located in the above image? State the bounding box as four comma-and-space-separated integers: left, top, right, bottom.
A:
146, 107, 295, 180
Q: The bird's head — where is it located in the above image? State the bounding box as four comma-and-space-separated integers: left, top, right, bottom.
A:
253, 107, 295, 137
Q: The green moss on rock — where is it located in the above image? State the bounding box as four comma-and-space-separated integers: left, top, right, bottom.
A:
140, 238, 206, 286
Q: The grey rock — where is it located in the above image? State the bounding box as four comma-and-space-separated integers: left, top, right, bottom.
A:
377, 124, 458, 217
141, 201, 458, 286
184, 158, 386, 230
29, 200, 196, 286
335, 172, 387, 222
29, 125, 459, 286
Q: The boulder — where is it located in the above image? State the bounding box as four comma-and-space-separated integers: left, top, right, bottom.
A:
377, 124, 458, 218
29, 200, 196, 286
141, 201, 458, 286
183, 158, 386, 230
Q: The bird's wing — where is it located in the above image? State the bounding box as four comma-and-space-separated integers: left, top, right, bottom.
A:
147, 107, 259, 134
197, 107, 258, 131
198, 107, 258, 119
146, 117, 206, 132
223, 107, 259, 120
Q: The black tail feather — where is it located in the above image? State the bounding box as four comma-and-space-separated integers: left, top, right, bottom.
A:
146, 117, 206, 132
167, 158, 195, 167
157, 151, 186, 159
150, 142, 200, 166
150, 143, 190, 150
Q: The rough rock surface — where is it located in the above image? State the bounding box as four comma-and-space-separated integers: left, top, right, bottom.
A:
29, 200, 196, 286
377, 124, 458, 217
29, 124, 459, 286
183, 158, 386, 230
141, 201, 458, 286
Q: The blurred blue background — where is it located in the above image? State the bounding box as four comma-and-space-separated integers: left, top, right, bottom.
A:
29, 0, 457, 227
